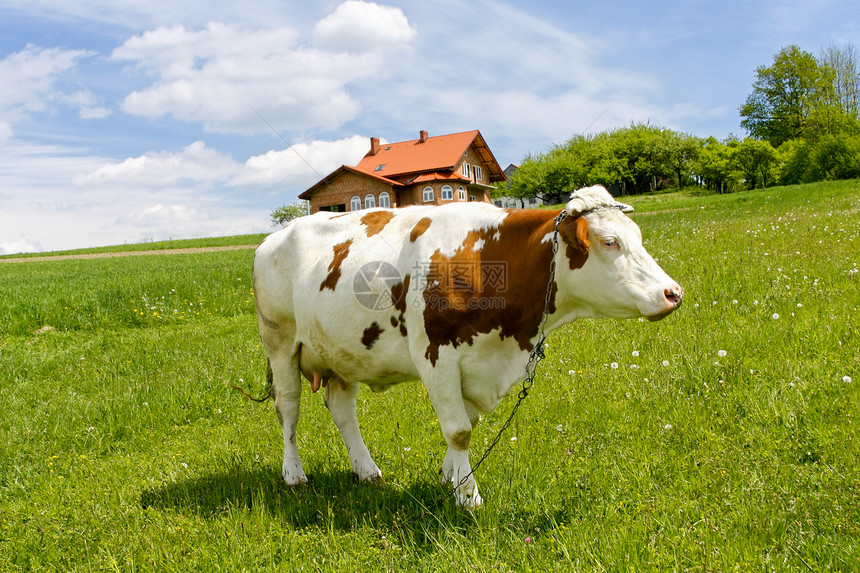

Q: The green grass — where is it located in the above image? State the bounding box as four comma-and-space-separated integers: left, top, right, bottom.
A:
1, 180, 858, 570
0, 233, 267, 259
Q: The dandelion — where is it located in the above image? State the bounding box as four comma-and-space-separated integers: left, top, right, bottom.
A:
664, 424, 673, 431
630, 364, 639, 370
567, 370, 574, 376
662, 360, 670, 367
556, 424, 563, 432
772, 313, 780, 320
181, 463, 188, 469
844, 376, 853, 384
610, 362, 619, 369
797, 303, 803, 308
510, 437, 517, 442
632, 350, 640, 357
717, 350, 727, 358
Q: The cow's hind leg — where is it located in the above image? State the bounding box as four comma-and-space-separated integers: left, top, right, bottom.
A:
269, 350, 308, 485
324, 379, 383, 483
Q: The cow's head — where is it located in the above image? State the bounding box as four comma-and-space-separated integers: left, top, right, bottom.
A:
555, 185, 683, 321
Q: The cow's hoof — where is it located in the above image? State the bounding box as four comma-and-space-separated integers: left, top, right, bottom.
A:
354, 467, 384, 485
455, 489, 483, 509
283, 473, 309, 486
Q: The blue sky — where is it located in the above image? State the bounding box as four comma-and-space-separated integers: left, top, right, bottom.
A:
1, 0, 857, 253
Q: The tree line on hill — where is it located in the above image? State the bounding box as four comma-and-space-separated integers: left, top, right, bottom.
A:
505, 44, 860, 204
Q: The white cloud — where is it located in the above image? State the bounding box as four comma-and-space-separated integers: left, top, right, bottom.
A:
0, 236, 43, 256
0, 44, 94, 122
111, 3, 416, 135
312, 1, 417, 53
0, 122, 12, 147
73, 135, 370, 194
234, 135, 370, 189
117, 203, 212, 227
72, 141, 240, 189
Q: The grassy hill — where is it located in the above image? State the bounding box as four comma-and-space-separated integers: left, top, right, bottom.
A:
0, 180, 858, 570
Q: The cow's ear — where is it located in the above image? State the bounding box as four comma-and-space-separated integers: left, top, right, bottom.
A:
558, 216, 590, 269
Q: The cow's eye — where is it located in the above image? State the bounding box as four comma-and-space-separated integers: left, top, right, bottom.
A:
602, 238, 619, 249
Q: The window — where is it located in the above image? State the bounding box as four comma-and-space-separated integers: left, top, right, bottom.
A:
441, 185, 453, 200
474, 165, 483, 181
379, 192, 390, 208
461, 163, 471, 178
422, 186, 434, 202
458, 186, 466, 201
469, 195, 477, 202
374, 164, 386, 172
364, 194, 376, 209
350, 196, 361, 211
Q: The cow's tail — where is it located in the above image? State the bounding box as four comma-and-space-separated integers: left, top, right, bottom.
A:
229, 359, 274, 402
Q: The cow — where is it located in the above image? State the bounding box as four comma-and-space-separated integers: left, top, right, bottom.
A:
253, 185, 683, 507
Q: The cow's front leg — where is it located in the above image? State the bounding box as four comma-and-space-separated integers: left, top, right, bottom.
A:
440, 400, 481, 490
424, 365, 483, 508
324, 378, 382, 483
269, 351, 308, 486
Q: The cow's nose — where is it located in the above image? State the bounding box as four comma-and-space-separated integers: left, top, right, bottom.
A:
664, 285, 684, 307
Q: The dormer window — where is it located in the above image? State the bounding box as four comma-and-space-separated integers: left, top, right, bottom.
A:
375, 164, 386, 172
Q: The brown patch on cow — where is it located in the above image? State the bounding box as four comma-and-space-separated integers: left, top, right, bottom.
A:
360, 210, 396, 237
319, 239, 353, 291
449, 429, 471, 450
361, 322, 384, 349
389, 274, 410, 337
558, 216, 590, 270
409, 217, 432, 242
422, 209, 568, 366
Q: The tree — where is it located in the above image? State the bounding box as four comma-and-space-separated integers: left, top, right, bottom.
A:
820, 43, 860, 119
270, 202, 308, 227
662, 131, 701, 189
731, 138, 779, 189
693, 137, 737, 193
740, 45, 822, 146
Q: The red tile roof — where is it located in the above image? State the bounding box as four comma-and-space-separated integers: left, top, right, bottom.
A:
355, 130, 503, 181
297, 165, 401, 200
410, 171, 470, 184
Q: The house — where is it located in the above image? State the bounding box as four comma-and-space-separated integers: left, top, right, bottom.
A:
299, 130, 506, 213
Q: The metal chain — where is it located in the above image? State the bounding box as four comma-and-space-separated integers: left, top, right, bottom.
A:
439, 210, 568, 504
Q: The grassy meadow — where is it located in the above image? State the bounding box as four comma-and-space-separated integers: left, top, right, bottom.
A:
1, 180, 858, 571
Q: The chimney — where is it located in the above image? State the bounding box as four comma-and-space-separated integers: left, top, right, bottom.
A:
369, 137, 380, 155
419, 130, 428, 143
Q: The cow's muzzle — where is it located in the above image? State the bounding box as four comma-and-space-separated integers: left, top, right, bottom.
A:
647, 285, 684, 322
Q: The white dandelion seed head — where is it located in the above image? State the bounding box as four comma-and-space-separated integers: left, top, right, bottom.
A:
662, 360, 670, 367
772, 313, 780, 320
844, 376, 853, 384
632, 351, 640, 357
664, 424, 673, 431
717, 350, 727, 358
610, 362, 619, 369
